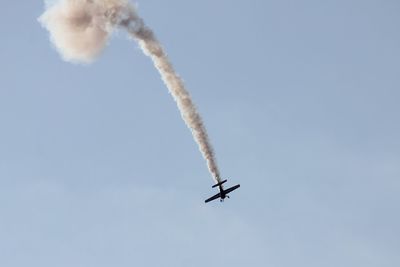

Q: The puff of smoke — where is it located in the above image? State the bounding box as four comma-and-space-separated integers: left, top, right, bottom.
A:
38, 0, 131, 63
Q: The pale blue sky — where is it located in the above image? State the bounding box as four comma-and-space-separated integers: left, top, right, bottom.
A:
1, 1, 399, 266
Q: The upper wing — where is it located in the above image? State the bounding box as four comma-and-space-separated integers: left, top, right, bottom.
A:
223, 184, 240, 195
205, 192, 221, 203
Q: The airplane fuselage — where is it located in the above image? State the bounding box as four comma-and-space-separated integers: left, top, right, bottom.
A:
218, 185, 226, 200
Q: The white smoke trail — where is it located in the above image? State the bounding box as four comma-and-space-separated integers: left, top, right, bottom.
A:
39, 0, 221, 183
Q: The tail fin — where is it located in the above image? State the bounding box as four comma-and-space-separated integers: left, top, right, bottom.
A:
212, 179, 227, 188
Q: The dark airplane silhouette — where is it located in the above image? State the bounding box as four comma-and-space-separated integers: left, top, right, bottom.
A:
205, 179, 240, 203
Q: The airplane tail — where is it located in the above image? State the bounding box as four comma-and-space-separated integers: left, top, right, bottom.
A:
212, 179, 227, 188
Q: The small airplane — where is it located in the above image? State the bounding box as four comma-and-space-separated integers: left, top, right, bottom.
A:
205, 179, 240, 203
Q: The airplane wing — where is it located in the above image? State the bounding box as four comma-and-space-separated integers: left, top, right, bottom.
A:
224, 184, 240, 195
205, 192, 221, 203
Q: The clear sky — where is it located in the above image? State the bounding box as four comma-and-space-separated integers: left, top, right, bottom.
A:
1, 1, 399, 266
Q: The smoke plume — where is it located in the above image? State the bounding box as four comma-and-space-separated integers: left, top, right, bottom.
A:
39, 0, 221, 182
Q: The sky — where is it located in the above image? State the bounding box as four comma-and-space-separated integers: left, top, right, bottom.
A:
1, 0, 399, 266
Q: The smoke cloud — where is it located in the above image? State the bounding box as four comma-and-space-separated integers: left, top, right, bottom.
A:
39, 0, 221, 183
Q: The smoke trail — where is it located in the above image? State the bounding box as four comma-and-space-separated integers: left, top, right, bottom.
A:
39, 0, 221, 182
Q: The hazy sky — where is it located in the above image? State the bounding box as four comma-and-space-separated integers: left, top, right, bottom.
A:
1, 1, 399, 266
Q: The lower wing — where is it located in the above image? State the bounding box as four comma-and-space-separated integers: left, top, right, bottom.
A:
205, 192, 221, 203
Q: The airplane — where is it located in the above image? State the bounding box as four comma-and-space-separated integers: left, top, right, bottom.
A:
205, 179, 240, 203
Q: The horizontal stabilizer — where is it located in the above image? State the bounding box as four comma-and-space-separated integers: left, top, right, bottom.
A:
212, 179, 227, 188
